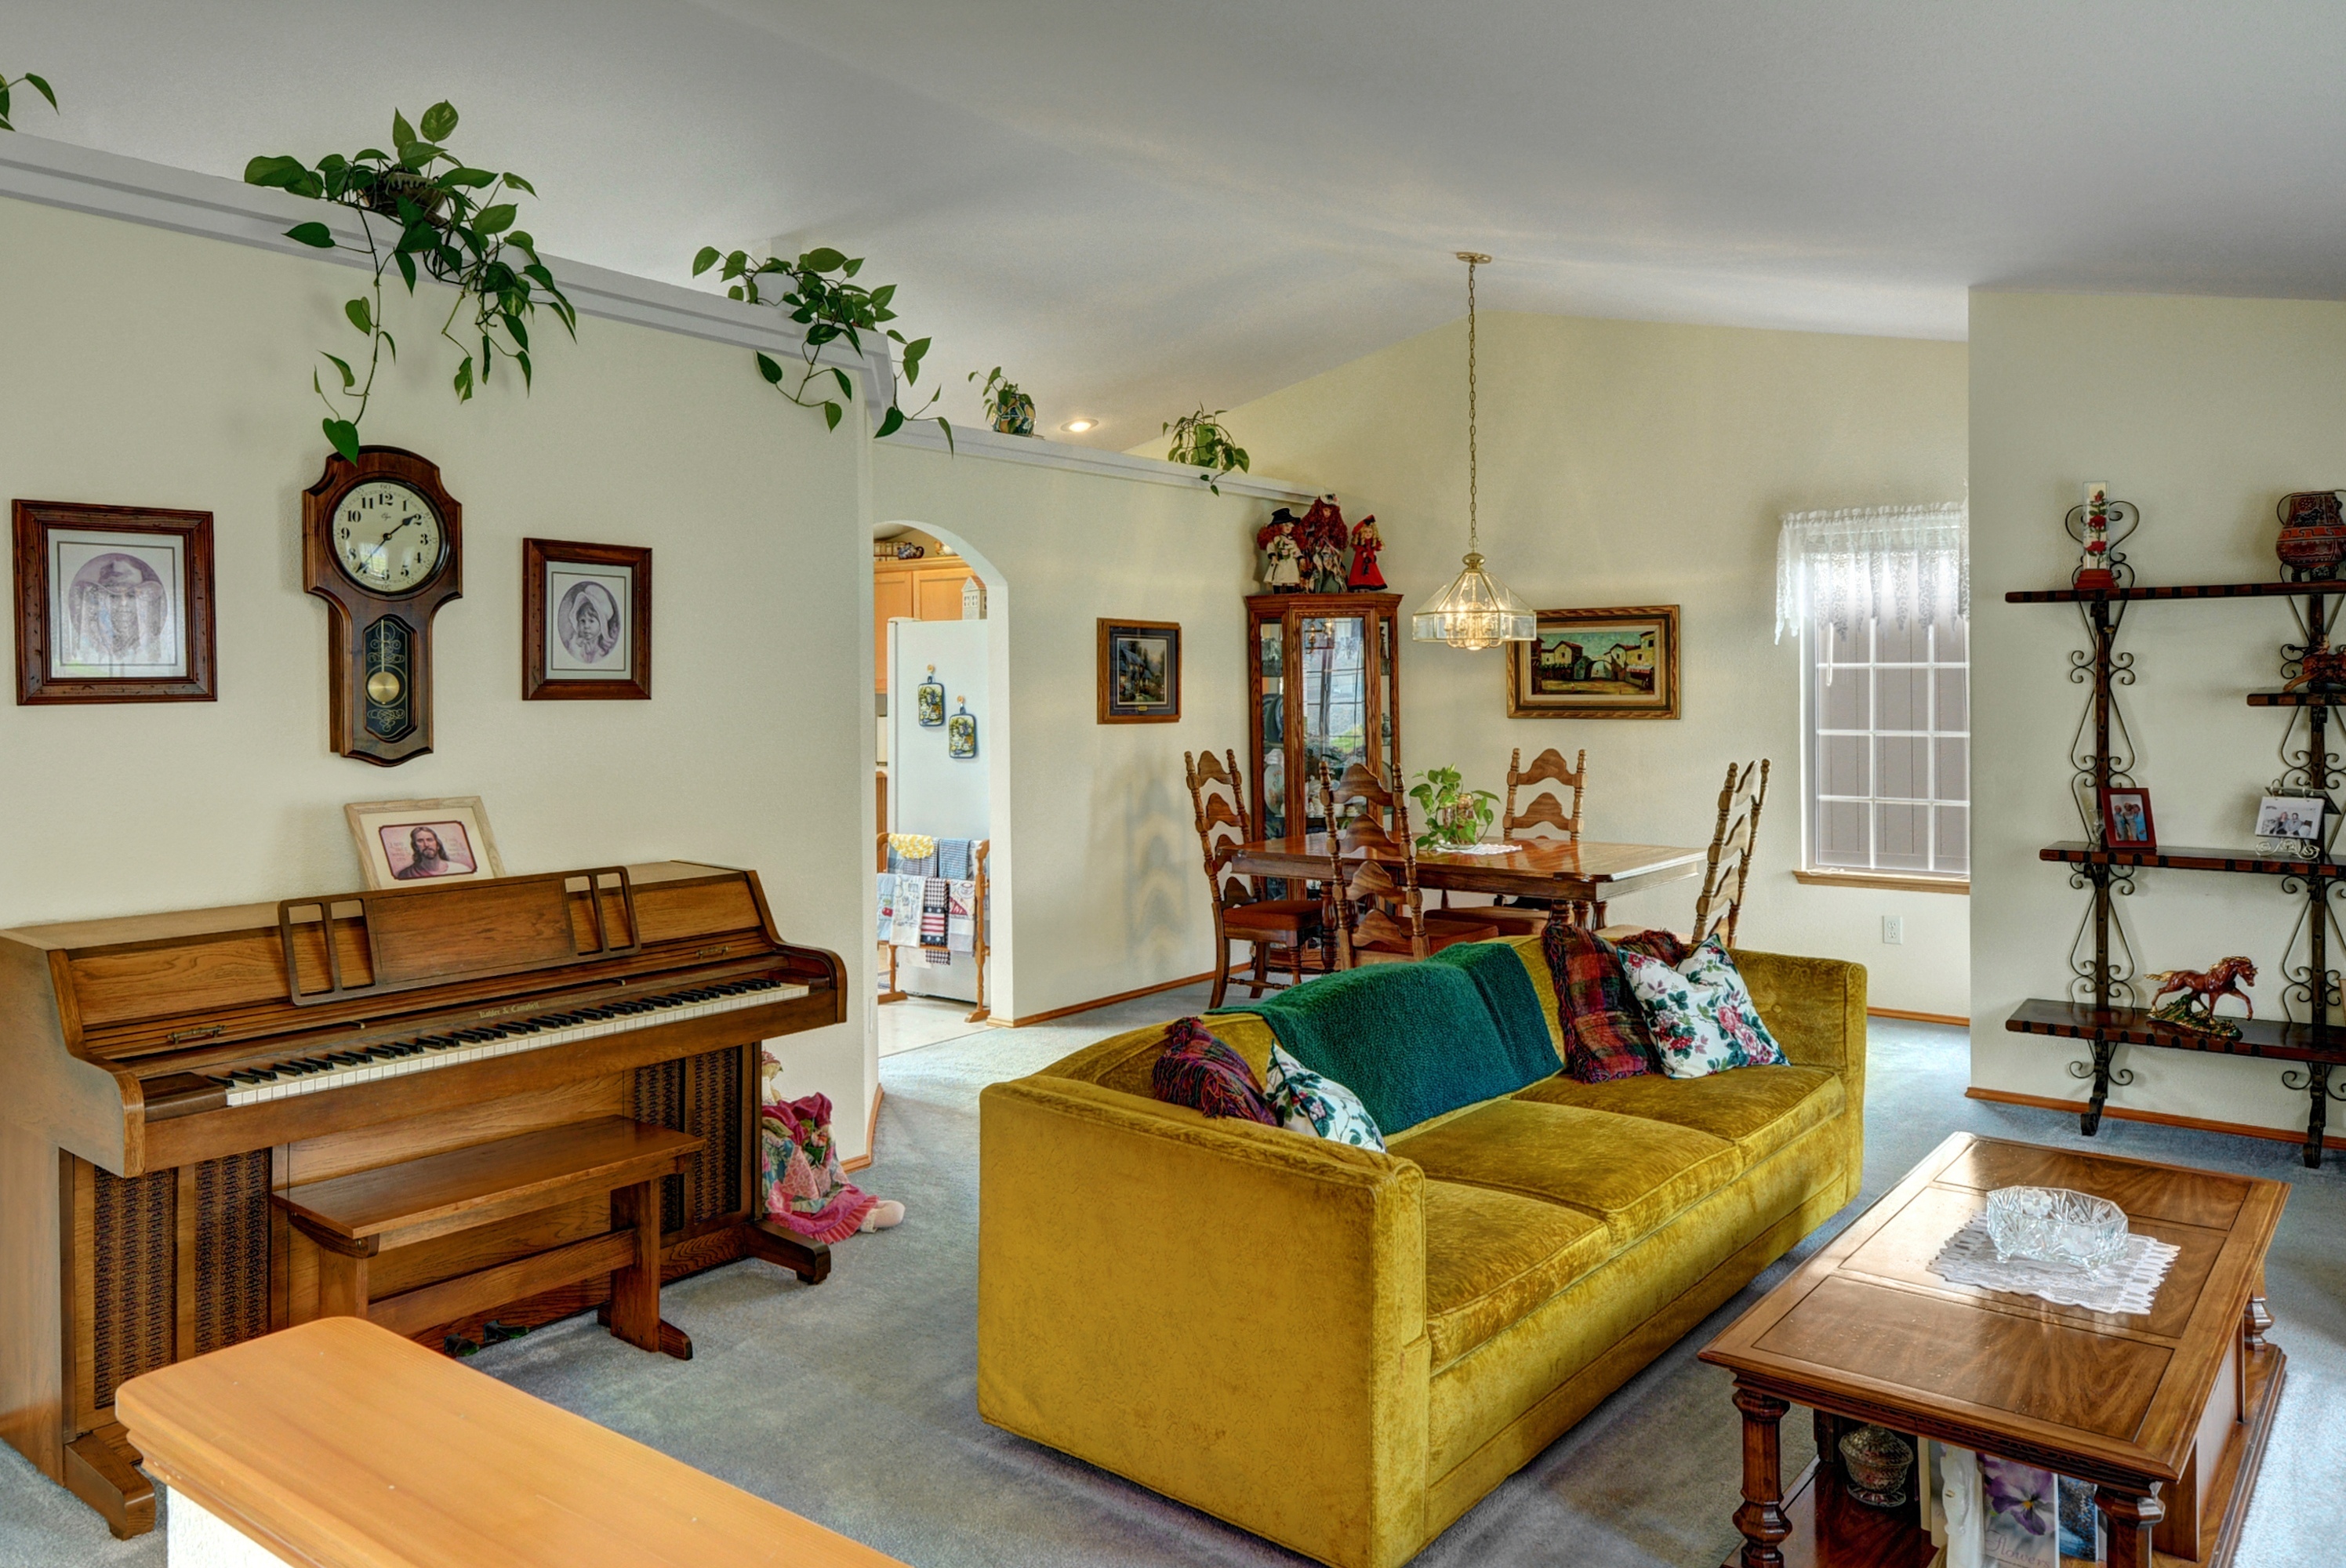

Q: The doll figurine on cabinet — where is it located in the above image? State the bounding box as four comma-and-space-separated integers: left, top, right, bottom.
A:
1300, 497, 1350, 593
1347, 514, 1386, 590
1258, 511, 1303, 592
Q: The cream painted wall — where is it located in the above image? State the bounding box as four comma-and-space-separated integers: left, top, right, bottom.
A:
1221, 313, 1972, 1015
871, 446, 1273, 1021
1970, 290, 2346, 1136
0, 197, 876, 1151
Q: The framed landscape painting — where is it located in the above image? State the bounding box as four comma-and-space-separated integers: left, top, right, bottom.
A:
1098, 619, 1182, 724
1506, 604, 1680, 720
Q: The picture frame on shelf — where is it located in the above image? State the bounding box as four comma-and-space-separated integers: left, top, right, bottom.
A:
346, 797, 506, 889
1505, 604, 1679, 720
2254, 789, 2332, 861
13, 499, 217, 705
1097, 619, 1182, 724
2097, 785, 2156, 851
523, 538, 651, 700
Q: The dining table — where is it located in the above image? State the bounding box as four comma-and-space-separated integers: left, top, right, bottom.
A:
1229, 834, 1707, 913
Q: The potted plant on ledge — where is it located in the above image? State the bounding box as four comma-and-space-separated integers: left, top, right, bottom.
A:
1409, 767, 1499, 852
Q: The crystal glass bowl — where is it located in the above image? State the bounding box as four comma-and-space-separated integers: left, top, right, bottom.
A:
1985, 1186, 2128, 1269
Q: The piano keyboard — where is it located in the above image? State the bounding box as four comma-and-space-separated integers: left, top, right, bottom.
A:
216, 977, 805, 1107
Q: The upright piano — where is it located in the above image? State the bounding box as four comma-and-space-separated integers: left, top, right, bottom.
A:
0, 860, 845, 1538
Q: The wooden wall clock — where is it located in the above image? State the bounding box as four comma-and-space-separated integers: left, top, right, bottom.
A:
302, 447, 463, 766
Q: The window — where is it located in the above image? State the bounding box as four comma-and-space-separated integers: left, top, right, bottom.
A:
1806, 610, 1968, 877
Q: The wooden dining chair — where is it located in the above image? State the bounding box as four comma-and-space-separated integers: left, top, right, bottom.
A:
1186, 749, 1326, 1007
1691, 758, 1770, 947
1476, 747, 1595, 934
1321, 764, 1497, 967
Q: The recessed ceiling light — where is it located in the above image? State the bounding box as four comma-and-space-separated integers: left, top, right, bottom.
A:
1061, 418, 1099, 434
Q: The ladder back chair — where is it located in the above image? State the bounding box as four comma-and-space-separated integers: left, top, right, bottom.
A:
1691, 758, 1770, 948
1478, 747, 1595, 934
1186, 749, 1325, 1007
1321, 763, 1496, 967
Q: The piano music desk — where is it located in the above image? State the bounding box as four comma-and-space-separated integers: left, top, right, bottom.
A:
116, 1315, 911, 1567
273, 1117, 703, 1356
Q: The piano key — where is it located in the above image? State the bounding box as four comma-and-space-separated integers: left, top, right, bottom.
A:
222, 978, 809, 1108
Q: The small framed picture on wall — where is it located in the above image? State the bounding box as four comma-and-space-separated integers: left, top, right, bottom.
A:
346, 797, 507, 889
524, 538, 651, 700
1098, 619, 1182, 724
2097, 785, 2157, 851
13, 499, 217, 704
1505, 604, 1680, 720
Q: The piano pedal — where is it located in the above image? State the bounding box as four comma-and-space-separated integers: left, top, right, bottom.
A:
444, 1334, 482, 1358
482, 1319, 532, 1345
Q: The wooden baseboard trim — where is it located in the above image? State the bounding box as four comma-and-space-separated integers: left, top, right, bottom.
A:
1868, 1007, 1970, 1026
997, 965, 1251, 1029
1963, 1086, 2346, 1152
841, 1085, 884, 1173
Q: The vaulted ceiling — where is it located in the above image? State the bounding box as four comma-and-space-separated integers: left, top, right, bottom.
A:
16, 2, 2346, 447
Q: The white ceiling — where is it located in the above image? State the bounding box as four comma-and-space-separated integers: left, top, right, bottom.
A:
14, 2, 2346, 448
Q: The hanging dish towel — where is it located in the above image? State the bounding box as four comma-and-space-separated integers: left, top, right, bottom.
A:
948, 880, 977, 952
921, 878, 951, 965
875, 873, 900, 941
938, 838, 974, 880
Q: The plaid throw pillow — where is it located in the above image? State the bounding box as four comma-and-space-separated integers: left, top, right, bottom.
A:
1150, 1017, 1279, 1125
1541, 913, 1690, 1082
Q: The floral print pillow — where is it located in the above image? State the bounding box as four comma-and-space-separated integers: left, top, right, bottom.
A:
1616, 935, 1787, 1078
1262, 1045, 1386, 1151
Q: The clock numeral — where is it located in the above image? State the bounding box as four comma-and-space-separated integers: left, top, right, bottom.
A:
340, 526, 351, 539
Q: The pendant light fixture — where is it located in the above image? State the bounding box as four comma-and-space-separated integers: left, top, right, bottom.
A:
1412, 251, 1536, 651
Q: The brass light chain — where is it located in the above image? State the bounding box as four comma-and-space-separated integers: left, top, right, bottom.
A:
1458, 251, 1492, 557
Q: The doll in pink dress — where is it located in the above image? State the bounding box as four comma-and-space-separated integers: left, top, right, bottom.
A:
1347, 514, 1386, 590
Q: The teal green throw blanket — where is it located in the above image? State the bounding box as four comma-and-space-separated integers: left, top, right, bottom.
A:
1227, 946, 1553, 1134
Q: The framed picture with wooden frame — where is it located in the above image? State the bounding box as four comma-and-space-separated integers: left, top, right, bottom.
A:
346, 796, 507, 889
523, 538, 652, 700
1505, 604, 1680, 720
13, 499, 217, 704
1098, 619, 1182, 724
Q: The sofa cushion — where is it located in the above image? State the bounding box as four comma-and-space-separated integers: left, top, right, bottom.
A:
1422, 1181, 1612, 1370
1618, 935, 1787, 1077
1389, 1099, 1742, 1247
1230, 961, 1552, 1135
1512, 1065, 1844, 1169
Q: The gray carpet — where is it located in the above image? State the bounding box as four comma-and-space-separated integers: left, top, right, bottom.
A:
5, 993, 2342, 1567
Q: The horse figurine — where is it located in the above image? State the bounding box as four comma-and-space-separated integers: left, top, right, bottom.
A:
2145, 956, 2257, 1036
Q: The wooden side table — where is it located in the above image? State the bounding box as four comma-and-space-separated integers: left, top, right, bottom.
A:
1701, 1133, 2286, 1568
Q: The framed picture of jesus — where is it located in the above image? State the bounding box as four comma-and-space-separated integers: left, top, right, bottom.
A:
1505, 605, 1680, 720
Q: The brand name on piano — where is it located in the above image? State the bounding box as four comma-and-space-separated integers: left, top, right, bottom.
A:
477, 1000, 554, 1020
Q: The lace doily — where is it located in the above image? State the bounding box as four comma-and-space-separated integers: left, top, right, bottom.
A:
1927, 1213, 2177, 1315
1429, 842, 1527, 856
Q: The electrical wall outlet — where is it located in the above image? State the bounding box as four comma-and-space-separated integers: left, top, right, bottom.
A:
1883, 915, 1905, 945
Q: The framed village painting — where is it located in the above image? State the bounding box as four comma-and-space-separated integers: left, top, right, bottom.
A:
1505, 604, 1680, 720
13, 499, 217, 705
1097, 619, 1182, 724
523, 538, 652, 701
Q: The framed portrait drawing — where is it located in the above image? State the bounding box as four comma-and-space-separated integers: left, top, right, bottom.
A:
1097, 619, 1182, 724
2098, 785, 2156, 851
1505, 605, 1680, 720
346, 797, 507, 889
524, 538, 651, 700
13, 499, 217, 704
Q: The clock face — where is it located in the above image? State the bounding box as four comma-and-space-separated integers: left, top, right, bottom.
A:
332, 480, 445, 591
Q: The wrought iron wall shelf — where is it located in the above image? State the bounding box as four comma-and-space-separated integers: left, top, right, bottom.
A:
2003, 575, 2346, 1167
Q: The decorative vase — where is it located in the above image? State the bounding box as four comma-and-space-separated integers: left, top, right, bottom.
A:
2277, 492, 2346, 582
1838, 1424, 1915, 1509
991, 392, 1036, 437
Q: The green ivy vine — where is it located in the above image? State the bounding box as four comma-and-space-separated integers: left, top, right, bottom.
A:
245, 101, 576, 461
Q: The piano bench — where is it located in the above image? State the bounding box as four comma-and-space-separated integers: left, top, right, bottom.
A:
271, 1116, 706, 1360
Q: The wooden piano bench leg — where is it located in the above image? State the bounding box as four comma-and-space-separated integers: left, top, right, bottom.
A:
288, 1216, 380, 1320
608, 1178, 677, 1356
746, 1217, 833, 1286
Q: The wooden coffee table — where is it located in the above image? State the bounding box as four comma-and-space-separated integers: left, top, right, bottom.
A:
1701, 1133, 2286, 1568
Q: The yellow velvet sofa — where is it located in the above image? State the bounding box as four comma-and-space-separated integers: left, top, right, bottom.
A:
975, 938, 1865, 1568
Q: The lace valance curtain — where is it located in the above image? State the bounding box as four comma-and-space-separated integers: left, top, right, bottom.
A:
1774, 503, 1968, 643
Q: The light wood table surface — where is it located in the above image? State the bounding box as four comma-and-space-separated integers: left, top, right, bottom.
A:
1229, 834, 1704, 906
115, 1315, 909, 1567
1700, 1132, 2286, 1568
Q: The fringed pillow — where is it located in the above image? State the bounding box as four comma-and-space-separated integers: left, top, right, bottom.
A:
1150, 1017, 1279, 1125
1262, 1044, 1385, 1150
1542, 914, 1690, 1081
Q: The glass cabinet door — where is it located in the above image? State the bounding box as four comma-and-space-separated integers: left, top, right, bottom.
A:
1301, 615, 1367, 828
1258, 620, 1287, 837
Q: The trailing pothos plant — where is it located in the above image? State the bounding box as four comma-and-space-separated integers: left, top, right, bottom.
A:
1409, 766, 1500, 851
692, 245, 949, 445
1164, 407, 1250, 493
0, 64, 57, 130
245, 101, 576, 462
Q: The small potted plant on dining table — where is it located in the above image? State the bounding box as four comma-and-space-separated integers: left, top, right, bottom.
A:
1409, 767, 1498, 852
